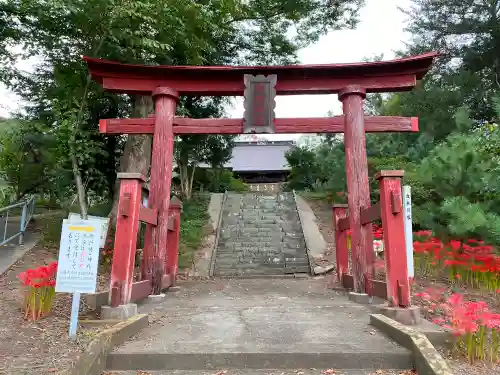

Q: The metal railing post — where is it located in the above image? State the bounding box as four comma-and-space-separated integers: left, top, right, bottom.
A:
19, 202, 27, 245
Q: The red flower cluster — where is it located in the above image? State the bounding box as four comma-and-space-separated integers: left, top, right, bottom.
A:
413, 231, 500, 290
17, 262, 58, 289
415, 289, 500, 363
346, 224, 383, 239
372, 224, 383, 240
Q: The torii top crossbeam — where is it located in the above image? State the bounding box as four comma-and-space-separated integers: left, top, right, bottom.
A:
84, 52, 438, 96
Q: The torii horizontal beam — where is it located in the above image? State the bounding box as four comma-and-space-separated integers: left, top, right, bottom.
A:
84, 53, 438, 96
99, 116, 418, 135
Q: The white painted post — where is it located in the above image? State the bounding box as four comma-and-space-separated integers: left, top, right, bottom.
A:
402, 185, 414, 278
69, 293, 81, 338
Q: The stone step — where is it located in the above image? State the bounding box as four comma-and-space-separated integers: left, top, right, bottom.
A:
219, 236, 305, 246
284, 265, 311, 273
217, 246, 306, 253
215, 258, 309, 267
225, 249, 306, 257
215, 268, 287, 276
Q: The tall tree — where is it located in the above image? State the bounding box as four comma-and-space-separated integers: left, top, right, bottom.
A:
0, 0, 366, 213
403, 0, 500, 120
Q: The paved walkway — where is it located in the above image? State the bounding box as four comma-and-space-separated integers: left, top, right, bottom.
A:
0, 220, 38, 275
106, 277, 412, 373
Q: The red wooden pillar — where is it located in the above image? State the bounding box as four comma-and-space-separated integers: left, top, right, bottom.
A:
338, 86, 374, 294
142, 87, 179, 290
333, 204, 349, 283
166, 197, 183, 286
377, 170, 410, 307
110, 173, 144, 306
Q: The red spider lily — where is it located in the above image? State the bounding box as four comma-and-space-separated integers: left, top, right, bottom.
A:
419, 291, 500, 363
17, 262, 58, 321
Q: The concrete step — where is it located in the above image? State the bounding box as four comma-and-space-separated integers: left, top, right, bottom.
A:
105, 369, 411, 374
106, 352, 412, 371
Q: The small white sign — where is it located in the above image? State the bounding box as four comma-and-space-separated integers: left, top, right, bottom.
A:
55, 219, 102, 294
402, 186, 414, 278
68, 213, 109, 248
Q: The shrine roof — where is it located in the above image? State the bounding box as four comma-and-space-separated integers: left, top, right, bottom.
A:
197, 141, 293, 172
83, 52, 438, 96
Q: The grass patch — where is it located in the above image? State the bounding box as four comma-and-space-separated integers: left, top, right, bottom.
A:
299, 190, 347, 205
178, 193, 211, 269
37, 212, 65, 248
37, 202, 113, 248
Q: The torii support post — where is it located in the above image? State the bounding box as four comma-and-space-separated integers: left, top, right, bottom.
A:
166, 197, 182, 286
109, 173, 144, 307
142, 87, 179, 293
339, 86, 374, 295
376, 171, 411, 307
333, 204, 349, 283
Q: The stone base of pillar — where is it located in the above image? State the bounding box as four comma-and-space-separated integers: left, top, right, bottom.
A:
378, 305, 421, 326
101, 303, 138, 320
147, 293, 166, 303
348, 292, 372, 304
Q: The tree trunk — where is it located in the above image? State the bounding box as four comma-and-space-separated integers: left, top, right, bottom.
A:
178, 160, 189, 200
187, 164, 196, 200
108, 95, 154, 227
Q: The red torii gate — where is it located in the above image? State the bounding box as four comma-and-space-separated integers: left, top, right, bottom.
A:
85, 52, 437, 309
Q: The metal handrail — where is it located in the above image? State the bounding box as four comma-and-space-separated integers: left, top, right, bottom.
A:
0, 196, 36, 246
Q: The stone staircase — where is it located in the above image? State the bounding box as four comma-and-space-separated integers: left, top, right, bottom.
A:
213, 192, 310, 277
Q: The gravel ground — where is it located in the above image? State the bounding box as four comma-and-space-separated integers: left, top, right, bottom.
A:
0, 245, 111, 374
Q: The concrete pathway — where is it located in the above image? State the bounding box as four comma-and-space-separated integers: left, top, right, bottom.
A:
106, 277, 412, 373
0, 222, 38, 275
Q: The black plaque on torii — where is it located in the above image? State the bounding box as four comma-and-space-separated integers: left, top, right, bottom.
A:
243, 74, 277, 133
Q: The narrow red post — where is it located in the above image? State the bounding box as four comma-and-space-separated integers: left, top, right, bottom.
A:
377, 170, 410, 307
142, 87, 179, 292
333, 204, 349, 283
338, 86, 374, 294
166, 197, 183, 286
109, 173, 144, 306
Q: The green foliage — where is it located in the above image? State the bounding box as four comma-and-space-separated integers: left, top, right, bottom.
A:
285, 145, 323, 190
0, 119, 59, 201
0, 0, 365, 208
226, 174, 250, 193
413, 130, 500, 245
178, 194, 211, 269
190, 168, 249, 193
403, 0, 500, 120
285, 139, 347, 199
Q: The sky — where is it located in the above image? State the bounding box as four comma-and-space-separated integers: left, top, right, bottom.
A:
0, 0, 413, 141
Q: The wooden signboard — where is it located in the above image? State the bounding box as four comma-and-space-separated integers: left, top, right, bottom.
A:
243, 74, 277, 133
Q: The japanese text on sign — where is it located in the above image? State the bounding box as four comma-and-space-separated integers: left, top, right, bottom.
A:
55, 219, 102, 294
402, 186, 414, 278
68, 213, 109, 248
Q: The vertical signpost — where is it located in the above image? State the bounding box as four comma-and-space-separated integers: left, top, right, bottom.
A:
55, 219, 102, 338
402, 186, 414, 279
